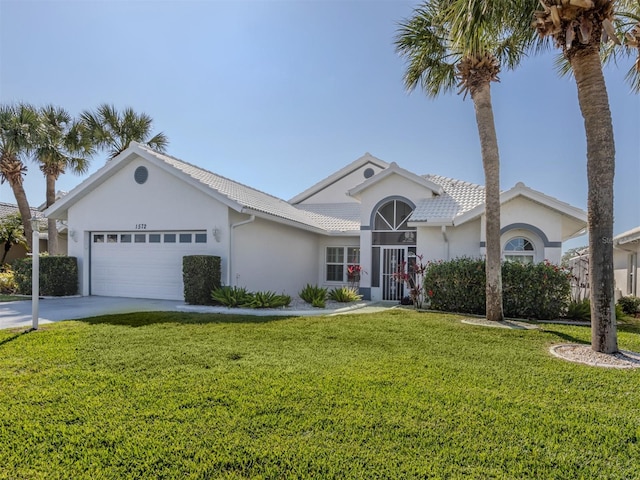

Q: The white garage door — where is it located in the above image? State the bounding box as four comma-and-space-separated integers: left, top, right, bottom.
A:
90, 231, 211, 300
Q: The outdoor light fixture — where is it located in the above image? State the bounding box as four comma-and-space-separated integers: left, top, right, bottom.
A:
69, 229, 78, 242
213, 227, 222, 243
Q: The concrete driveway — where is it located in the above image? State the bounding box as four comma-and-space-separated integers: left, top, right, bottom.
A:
0, 296, 182, 330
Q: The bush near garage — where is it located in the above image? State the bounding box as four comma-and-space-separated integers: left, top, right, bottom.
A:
183, 255, 221, 305
422, 257, 571, 320
12, 256, 78, 296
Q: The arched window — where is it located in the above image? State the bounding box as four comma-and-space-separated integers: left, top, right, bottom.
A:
372, 199, 416, 245
503, 237, 535, 264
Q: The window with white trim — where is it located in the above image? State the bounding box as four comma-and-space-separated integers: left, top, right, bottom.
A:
326, 247, 360, 282
503, 237, 535, 264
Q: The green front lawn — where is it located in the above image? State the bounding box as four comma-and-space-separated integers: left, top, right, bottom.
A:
0, 294, 28, 302
1, 311, 639, 479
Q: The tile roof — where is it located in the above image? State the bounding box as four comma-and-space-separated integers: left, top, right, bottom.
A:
0, 202, 43, 220
139, 145, 326, 231
295, 203, 361, 232
410, 175, 485, 222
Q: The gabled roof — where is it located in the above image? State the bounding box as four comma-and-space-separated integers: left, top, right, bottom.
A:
44, 142, 327, 233
451, 182, 587, 226
295, 203, 361, 233
289, 152, 388, 204
348, 162, 444, 198
409, 175, 485, 224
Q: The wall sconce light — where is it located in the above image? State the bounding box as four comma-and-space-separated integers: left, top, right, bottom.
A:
69, 229, 78, 242
212, 227, 222, 243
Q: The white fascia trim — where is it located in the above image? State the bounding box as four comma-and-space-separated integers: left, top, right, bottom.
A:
453, 183, 587, 226
614, 226, 640, 246
289, 153, 389, 204
408, 219, 454, 227
348, 162, 444, 198
241, 208, 329, 235
44, 142, 144, 219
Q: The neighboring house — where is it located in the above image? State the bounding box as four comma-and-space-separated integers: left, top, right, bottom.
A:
44, 142, 587, 301
0, 202, 47, 264
613, 226, 640, 298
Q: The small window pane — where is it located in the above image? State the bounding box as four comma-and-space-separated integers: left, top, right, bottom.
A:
121, 234, 132, 243
179, 233, 192, 243
93, 234, 104, 243
326, 247, 344, 263
135, 234, 146, 243
164, 233, 176, 243
107, 234, 118, 243
195, 233, 207, 243
149, 234, 161, 243
326, 265, 344, 282
505, 238, 534, 252
347, 247, 360, 264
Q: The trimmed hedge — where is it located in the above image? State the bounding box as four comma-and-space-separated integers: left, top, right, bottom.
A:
12, 256, 78, 296
183, 255, 221, 305
423, 257, 571, 320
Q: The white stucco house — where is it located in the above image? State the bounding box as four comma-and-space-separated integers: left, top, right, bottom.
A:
613, 226, 640, 298
44, 142, 587, 302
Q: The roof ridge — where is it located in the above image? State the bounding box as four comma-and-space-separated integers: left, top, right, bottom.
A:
138, 144, 292, 204
424, 173, 484, 190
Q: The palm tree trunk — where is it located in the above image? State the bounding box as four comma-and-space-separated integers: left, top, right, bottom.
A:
471, 82, 504, 322
46, 174, 58, 255
570, 49, 618, 354
10, 181, 33, 252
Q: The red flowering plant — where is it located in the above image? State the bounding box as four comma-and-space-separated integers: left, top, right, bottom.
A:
392, 254, 428, 309
347, 264, 366, 290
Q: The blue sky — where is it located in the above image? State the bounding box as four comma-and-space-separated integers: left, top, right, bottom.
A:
1, 0, 638, 252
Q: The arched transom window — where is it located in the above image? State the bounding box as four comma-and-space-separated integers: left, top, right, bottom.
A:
503, 237, 535, 264
372, 199, 416, 245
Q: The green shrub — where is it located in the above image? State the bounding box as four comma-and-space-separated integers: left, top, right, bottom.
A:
502, 261, 571, 320
0, 268, 17, 294
299, 284, 327, 308
423, 258, 571, 320
183, 255, 221, 305
422, 257, 486, 315
564, 299, 591, 321
211, 286, 253, 307
618, 296, 640, 315
242, 291, 291, 309
12, 256, 78, 296
328, 286, 362, 303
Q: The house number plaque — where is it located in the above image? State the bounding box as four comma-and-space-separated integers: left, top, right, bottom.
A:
135, 224, 147, 230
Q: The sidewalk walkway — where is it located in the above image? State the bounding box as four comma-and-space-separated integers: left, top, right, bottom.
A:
1, 297, 399, 330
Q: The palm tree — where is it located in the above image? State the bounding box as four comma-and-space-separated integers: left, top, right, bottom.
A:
395, 0, 535, 322
0, 103, 39, 250
35, 105, 94, 254
0, 212, 27, 265
532, 0, 635, 354
81, 104, 168, 159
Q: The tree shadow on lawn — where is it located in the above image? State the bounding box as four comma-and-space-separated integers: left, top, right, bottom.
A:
0, 329, 33, 347
77, 311, 296, 328
538, 326, 590, 345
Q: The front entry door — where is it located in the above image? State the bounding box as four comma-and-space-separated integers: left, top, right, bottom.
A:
381, 247, 407, 301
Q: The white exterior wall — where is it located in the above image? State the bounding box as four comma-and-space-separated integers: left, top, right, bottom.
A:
298, 162, 386, 204
499, 197, 565, 264
231, 216, 320, 296
67, 157, 229, 296
614, 244, 639, 298
357, 175, 434, 225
